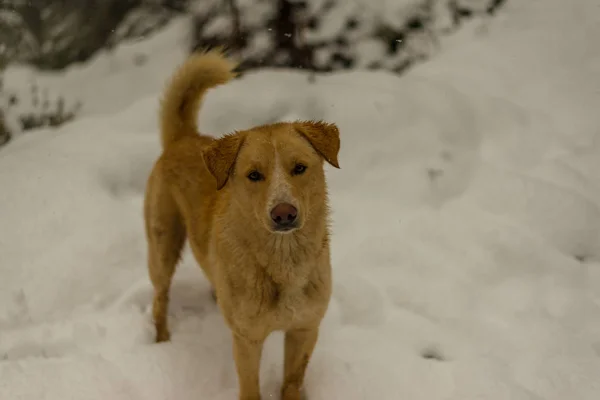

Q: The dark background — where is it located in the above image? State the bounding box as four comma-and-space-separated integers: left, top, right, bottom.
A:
0, 0, 506, 146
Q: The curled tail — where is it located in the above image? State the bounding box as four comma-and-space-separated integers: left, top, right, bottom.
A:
159, 49, 237, 149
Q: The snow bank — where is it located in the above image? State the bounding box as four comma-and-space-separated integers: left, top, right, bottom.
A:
2, 17, 190, 119
1, 0, 600, 399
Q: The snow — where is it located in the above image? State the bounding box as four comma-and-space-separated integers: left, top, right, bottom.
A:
305, 1, 362, 42
203, 14, 233, 37
1, 0, 600, 399
353, 39, 386, 68
0, 9, 22, 25
241, 31, 273, 60
3, 18, 190, 119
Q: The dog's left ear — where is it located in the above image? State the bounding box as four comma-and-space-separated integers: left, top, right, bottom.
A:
202, 133, 244, 190
294, 120, 341, 168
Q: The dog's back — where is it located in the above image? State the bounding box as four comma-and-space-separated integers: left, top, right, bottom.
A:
144, 51, 238, 332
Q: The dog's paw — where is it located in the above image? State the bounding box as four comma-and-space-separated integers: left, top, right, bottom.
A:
155, 328, 171, 343
239, 395, 262, 400
281, 385, 303, 400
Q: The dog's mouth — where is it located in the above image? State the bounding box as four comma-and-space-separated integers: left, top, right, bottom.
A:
270, 223, 299, 233
262, 217, 302, 234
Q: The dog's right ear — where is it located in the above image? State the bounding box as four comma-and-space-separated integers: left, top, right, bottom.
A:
202, 133, 244, 190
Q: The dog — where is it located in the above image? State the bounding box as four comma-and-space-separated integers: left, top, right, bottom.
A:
144, 49, 341, 400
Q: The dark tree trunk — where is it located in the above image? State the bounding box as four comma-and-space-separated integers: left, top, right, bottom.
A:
274, 0, 313, 70
225, 0, 245, 52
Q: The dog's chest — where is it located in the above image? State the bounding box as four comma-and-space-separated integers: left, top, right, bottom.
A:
216, 241, 329, 333
246, 266, 322, 330
265, 284, 318, 328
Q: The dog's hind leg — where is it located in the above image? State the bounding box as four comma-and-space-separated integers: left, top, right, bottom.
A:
145, 177, 186, 343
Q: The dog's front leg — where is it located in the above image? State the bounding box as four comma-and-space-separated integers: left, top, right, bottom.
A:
281, 327, 319, 400
233, 333, 265, 400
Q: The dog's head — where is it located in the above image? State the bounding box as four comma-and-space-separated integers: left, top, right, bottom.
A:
202, 120, 340, 234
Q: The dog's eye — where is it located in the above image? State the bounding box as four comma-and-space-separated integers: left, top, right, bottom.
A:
292, 164, 307, 175
247, 170, 264, 182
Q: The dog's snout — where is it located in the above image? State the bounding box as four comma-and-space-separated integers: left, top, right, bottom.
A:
270, 203, 298, 228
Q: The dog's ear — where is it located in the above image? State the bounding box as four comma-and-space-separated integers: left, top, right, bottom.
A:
202, 133, 244, 190
294, 120, 341, 168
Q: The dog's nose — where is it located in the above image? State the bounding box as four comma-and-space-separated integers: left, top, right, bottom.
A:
270, 203, 298, 227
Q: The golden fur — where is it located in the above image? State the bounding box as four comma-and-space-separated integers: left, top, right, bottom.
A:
144, 49, 341, 400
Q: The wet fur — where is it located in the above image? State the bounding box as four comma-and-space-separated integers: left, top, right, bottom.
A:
144, 50, 340, 400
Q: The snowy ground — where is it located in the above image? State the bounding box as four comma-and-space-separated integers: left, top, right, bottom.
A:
2, 0, 600, 399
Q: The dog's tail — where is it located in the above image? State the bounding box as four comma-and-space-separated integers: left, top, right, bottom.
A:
159, 49, 237, 149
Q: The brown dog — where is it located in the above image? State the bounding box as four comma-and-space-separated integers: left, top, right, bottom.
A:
144, 50, 340, 400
